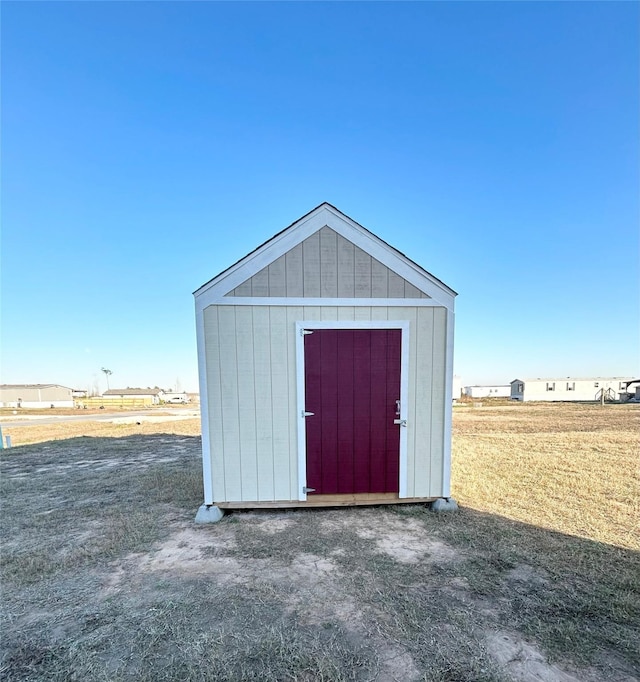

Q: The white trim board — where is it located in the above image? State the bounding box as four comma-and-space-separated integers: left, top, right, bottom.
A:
194, 304, 214, 505
295, 320, 411, 501
197, 297, 448, 310
194, 204, 456, 309
442, 310, 455, 497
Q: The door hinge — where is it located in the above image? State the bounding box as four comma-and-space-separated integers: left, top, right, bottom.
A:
301, 410, 314, 418
394, 419, 407, 427
300, 329, 314, 336
303, 486, 316, 494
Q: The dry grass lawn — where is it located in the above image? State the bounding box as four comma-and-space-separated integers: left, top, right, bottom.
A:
1, 402, 638, 681
1, 414, 201, 446
453, 402, 639, 550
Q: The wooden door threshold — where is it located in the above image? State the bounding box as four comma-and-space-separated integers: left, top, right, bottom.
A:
216, 493, 437, 510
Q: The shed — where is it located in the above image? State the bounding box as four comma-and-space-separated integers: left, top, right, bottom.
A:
193, 203, 457, 520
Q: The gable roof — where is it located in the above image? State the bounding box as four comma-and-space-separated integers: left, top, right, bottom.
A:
194, 203, 456, 308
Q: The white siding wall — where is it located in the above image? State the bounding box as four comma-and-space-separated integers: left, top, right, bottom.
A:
0, 386, 73, 402
521, 379, 629, 402
464, 386, 511, 398
203, 305, 448, 502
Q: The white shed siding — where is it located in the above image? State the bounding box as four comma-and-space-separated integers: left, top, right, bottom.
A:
430, 307, 447, 497
227, 227, 431, 299
202, 304, 448, 503
285, 245, 304, 297
270, 307, 292, 500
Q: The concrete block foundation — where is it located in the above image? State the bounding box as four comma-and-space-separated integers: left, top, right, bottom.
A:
430, 497, 459, 512
195, 504, 225, 523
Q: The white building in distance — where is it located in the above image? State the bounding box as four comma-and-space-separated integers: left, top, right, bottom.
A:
463, 385, 510, 398
0, 384, 74, 408
102, 388, 164, 405
510, 378, 633, 402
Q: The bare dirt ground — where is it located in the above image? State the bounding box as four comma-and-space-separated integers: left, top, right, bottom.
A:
1, 403, 638, 681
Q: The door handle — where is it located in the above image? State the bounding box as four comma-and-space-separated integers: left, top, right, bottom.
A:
394, 419, 407, 427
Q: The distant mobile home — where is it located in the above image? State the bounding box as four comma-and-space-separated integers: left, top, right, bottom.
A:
194, 203, 457, 520
510, 378, 633, 402
463, 385, 510, 399
102, 388, 164, 405
0, 384, 74, 408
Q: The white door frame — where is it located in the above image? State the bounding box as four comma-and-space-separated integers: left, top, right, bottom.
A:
295, 320, 410, 501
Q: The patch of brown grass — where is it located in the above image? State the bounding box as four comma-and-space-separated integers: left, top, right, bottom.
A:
452, 403, 639, 550
2, 417, 201, 446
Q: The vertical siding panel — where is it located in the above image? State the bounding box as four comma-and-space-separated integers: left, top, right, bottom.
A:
217, 306, 242, 500
268, 255, 287, 297
270, 307, 291, 500
338, 306, 355, 321
404, 282, 421, 298
370, 307, 388, 321
302, 232, 321, 296
387, 307, 408, 497
203, 307, 225, 501
253, 307, 274, 500
414, 308, 434, 498
235, 306, 258, 501
287, 306, 304, 497
429, 308, 447, 497
336, 234, 355, 297
371, 258, 389, 297
251, 268, 269, 296
406, 308, 418, 498
354, 249, 372, 297
321, 307, 338, 321
320, 227, 338, 297
285, 243, 304, 297
386, 306, 407, 319
232, 280, 252, 296
388, 271, 405, 298
353, 306, 372, 321
302, 306, 316, 320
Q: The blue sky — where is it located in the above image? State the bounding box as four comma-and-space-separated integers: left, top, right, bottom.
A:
2, 1, 638, 393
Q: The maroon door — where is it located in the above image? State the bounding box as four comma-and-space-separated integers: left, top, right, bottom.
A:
304, 329, 401, 495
